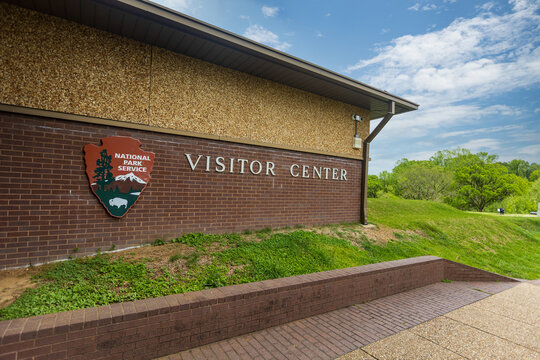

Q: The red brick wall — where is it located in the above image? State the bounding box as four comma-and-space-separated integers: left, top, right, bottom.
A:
0, 257, 440, 360
443, 259, 516, 282
0, 256, 516, 360
0, 112, 362, 269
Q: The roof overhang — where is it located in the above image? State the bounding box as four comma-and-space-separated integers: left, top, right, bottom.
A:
7, 0, 419, 120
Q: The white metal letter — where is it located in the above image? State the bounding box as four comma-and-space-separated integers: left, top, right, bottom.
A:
266, 162, 276, 176
185, 154, 202, 171
238, 159, 249, 174
250, 160, 262, 175
302, 165, 309, 178
324, 167, 331, 179
215, 156, 226, 173
205, 156, 211, 172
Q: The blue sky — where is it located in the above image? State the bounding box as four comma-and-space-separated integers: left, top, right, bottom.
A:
155, 0, 540, 174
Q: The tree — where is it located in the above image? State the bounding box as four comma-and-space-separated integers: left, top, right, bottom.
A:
93, 149, 115, 190
489, 178, 540, 214
378, 170, 397, 195
395, 163, 452, 201
529, 169, 540, 182
450, 163, 528, 211
367, 175, 382, 198
499, 159, 534, 179
529, 178, 540, 203
431, 148, 497, 171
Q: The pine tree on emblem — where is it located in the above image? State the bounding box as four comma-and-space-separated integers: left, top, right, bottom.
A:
94, 149, 115, 190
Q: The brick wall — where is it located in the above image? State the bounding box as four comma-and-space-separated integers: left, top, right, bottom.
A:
0, 256, 516, 360
443, 259, 516, 282
0, 112, 362, 269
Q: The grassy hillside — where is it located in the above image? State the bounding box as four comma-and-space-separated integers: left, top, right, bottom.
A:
366, 198, 540, 279
1, 198, 538, 320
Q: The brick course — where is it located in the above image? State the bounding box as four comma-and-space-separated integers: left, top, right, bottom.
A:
0, 112, 361, 269
0, 256, 516, 360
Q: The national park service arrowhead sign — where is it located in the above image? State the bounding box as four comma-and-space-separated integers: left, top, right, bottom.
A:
84, 137, 155, 218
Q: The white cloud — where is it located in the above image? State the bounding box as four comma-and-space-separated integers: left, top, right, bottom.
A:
509, 129, 540, 142
325, 13, 331, 17
240, 15, 250, 20
518, 144, 540, 156
348, 0, 540, 106
368, 157, 398, 174
262, 6, 279, 17
510, 0, 533, 11
381, 28, 390, 34
316, 31, 324, 38
408, 2, 437, 11
157, 0, 198, 13
404, 150, 437, 160
478, 2, 496, 11
459, 138, 501, 152
357, 0, 539, 173
376, 104, 522, 139
243, 25, 291, 51
437, 124, 523, 139
422, 4, 437, 10
415, 141, 435, 147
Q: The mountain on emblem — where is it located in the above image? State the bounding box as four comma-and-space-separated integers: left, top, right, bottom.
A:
84, 137, 155, 218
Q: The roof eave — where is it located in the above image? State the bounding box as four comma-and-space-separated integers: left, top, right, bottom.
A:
7, 0, 419, 118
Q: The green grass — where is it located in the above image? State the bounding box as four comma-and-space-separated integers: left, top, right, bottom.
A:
1, 198, 538, 320
216, 231, 378, 283
0, 255, 183, 320
367, 198, 540, 279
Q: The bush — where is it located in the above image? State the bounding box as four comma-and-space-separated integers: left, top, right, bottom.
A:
489, 178, 540, 214
487, 195, 536, 214
367, 175, 382, 198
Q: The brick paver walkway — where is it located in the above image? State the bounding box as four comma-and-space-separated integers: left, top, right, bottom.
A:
158, 281, 516, 360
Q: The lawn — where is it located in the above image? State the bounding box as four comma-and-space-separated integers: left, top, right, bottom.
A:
1, 198, 538, 320
366, 198, 540, 278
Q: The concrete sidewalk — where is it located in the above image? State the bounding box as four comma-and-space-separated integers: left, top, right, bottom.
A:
158, 280, 531, 359
340, 282, 539, 359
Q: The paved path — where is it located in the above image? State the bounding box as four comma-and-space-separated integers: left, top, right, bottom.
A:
157, 281, 518, 360
339, 282, 540, 359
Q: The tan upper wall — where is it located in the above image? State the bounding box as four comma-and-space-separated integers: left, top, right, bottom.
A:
0, 3, 369, 158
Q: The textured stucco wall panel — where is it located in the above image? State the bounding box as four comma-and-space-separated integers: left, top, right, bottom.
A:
2, 3, 370, 158
318, 98, 370, 155
0, 3, 151, 124
150, 48, 369, 156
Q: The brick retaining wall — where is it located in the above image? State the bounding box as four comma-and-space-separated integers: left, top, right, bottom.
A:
0, 112, 362, 269
0, 256, 516, 360
443, 259, 516, 282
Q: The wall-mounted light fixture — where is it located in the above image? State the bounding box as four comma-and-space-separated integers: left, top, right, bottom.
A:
352, 114, 363, 149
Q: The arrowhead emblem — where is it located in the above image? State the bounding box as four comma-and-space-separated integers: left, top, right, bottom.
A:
83, 137, 155, 218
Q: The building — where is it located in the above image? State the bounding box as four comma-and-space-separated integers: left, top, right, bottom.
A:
0, 0, 418, 269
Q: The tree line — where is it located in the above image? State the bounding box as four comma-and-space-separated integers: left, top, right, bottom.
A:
368, 148, 540, 213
